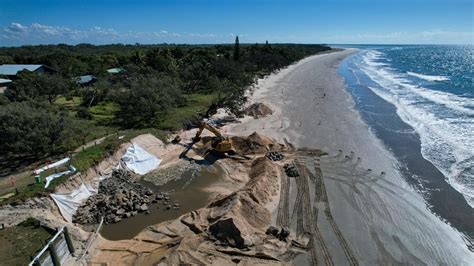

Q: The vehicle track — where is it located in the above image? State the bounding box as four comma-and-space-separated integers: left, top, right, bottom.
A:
291, 161, 304, 232
313, 206, 333, 266
316, 159, 359, 266
276, 168, 290, 228
295, 158, 318, 265
292, 161, 305, 236
310, 158, 334, 266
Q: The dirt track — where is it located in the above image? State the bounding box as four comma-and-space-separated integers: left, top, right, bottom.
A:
274, 153, 360, 266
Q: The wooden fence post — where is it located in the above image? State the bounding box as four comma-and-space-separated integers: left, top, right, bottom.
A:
48, 242, 60, 266
64, 227, 75, 255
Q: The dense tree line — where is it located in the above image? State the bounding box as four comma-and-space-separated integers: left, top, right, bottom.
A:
0, 40, 330, 157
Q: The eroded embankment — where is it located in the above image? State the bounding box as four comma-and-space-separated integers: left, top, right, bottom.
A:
89, 153, 307, 265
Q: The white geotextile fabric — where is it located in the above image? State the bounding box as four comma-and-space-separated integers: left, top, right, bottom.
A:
44, 166, 76, 188
50, 183, 97, 223
121, 143, 161, 175
50, 143, 159, 222
34, 157, 70, 175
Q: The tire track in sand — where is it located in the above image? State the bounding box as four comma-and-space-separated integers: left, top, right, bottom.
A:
315, 158, 359, 266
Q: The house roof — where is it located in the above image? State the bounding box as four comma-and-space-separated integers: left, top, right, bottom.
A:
76, 75, 96, 84
0, 64, 44, 76
0, 78, 12, 84
106, 67, 125, 74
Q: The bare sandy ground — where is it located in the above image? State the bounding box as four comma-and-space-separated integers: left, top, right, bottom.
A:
226, 49, 474, 265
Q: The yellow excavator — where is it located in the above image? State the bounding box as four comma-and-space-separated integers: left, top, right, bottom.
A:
192, 122, 236, 155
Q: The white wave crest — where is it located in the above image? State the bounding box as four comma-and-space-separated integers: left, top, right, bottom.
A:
359, 50, 474, 207
407, 71, 450, 82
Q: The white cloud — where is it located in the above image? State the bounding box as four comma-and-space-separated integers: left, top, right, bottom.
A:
90, 26, 119, 38
3, 22, 29, 38
0, 22, 230, 45
322, 30, 473, 44
6, 22, 28, 33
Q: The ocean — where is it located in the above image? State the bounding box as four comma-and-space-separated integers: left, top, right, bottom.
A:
336, 45, 474, 240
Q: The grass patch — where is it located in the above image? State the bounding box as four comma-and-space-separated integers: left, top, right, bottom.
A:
89, 101, 119, 122
72, 144, 108, 172
0, 218, 54, 265
54, 96, 82, 108
158, 93, 217, 130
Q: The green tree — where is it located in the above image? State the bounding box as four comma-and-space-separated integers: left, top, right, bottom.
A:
80, 80, 113, 107
5, 72, 75, 103
233, 36, 240, 61
145, 48, 178, 75
0, 101, 69, 155
116, 74, 184, 127
101, 53, 119, 68
131, 50, 144, 65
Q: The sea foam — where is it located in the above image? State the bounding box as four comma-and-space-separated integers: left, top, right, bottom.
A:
359, 50, 474, 207
407, 71, 450, 82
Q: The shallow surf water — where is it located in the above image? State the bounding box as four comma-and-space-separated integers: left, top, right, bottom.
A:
100, 164, 222, 240
336, 45, 474, 243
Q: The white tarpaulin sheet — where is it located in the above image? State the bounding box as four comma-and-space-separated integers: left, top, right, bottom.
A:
122, 143, 161, 175
50, 183, 97, 223
34, 157, 70, 175
44, 166, 76, 188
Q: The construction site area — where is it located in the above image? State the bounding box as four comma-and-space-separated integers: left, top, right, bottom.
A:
0, 99, 363, 265
3, 49, 469, 266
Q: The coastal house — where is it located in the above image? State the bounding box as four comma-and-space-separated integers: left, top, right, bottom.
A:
76, 74, 97, 86
0, 64, 56, 79
106, 67, 125, 74
0, 78, 12, 94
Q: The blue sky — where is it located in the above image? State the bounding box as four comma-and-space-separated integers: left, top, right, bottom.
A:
0, 0, 472, 46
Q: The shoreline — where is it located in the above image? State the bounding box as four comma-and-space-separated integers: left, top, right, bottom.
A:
338, 51, 474, 244
227, 49, 473, 264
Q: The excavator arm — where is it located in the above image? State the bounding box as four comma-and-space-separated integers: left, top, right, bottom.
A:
193, 122, 224, 142
187, 121, 248, 159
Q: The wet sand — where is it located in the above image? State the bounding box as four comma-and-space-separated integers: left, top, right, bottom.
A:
227, 49, 474, 264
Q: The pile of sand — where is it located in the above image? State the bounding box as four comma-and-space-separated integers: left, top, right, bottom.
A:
244, 103, 273, 119
244, 157, 280, 205
89, 151, 303, 265
232, 132, 284, 155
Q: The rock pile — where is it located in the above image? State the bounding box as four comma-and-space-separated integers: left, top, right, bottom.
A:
283, 164, 299, 177
266, 225, 290, 241
265, 151, 284, 161
73, 170, 162, 224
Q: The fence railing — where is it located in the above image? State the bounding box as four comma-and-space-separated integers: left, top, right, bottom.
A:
29, 226, 75, 266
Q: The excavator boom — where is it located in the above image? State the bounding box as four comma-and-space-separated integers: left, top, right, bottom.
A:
192, 122, 235, 154
193, 122, 223, 142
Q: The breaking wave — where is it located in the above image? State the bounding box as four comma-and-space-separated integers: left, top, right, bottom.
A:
359, 50, 474, 207
407, 71, 450, 82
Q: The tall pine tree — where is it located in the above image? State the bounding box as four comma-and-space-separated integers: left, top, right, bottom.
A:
233, 36, 240, 61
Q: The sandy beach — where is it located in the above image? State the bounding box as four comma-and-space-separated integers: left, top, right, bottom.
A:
227, 49, 474, 264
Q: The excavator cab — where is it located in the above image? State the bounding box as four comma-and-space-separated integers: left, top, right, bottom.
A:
192, 122, 236, 155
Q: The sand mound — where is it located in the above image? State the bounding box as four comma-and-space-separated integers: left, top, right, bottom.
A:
130, 133, 165, 158
89, 150, 302, 264
244, 103, 273, 118
245, 157, 280, 205
231, 132, 275, 154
